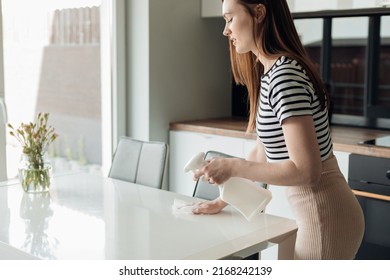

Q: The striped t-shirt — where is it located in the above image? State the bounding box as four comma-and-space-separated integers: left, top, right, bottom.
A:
256, 56, 333, 162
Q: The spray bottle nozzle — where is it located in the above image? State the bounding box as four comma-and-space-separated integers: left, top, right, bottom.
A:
184, 152, 206, 173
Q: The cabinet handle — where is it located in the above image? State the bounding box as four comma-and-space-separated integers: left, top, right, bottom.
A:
352, 190, 390, 202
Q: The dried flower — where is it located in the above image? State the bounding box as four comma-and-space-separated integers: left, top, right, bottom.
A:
8, 112, 58, 192
8, 112, 58, 159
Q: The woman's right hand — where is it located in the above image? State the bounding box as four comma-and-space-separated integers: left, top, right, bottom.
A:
192, 197, 227, 215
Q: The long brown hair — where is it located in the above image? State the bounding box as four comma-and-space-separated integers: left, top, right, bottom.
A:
224, 0, 328, 132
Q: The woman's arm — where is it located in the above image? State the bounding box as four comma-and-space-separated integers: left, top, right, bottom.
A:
198, 115, 322, 187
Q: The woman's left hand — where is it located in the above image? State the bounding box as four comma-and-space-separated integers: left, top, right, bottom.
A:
192, 198, 227, 215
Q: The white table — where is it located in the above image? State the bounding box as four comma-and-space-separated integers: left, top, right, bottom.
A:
0, 173, 297, 260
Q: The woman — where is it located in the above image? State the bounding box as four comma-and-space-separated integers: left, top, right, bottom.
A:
192, 0, 364, 260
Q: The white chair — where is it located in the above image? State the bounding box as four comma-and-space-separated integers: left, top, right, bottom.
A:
108, 137, 169, 189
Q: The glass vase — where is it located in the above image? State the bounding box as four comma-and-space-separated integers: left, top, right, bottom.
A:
18, 153, 52, 193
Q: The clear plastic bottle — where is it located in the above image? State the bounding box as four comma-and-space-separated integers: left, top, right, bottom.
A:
219, 177, 271, 221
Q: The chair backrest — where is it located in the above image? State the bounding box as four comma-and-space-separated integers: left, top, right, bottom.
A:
192, 151, 235, 200
108, 137, 169, 189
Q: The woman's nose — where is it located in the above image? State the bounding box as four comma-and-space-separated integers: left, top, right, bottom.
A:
223, 25, 230, 37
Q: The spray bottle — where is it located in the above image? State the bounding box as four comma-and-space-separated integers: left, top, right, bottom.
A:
184, 152, 272, 221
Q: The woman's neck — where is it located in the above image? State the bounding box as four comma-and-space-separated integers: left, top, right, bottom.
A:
258, 55, 279, 73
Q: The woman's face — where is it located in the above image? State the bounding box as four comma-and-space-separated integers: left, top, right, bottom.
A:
222, 0, 257, 54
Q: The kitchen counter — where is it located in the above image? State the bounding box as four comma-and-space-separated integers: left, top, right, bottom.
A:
170, 117, 390, 159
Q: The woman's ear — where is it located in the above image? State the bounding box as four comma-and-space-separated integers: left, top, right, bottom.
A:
255, 4, 266, 23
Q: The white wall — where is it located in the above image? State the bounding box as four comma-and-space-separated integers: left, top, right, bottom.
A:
291, 0, 386, 11
126, 0, 231, 143
126, 0, 150, 141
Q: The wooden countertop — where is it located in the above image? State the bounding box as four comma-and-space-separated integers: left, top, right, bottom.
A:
170, 117, 390, 159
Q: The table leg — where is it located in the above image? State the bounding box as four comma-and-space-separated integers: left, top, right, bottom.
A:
269, 229, 297, 260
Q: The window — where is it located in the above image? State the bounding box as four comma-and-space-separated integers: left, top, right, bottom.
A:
2, 0, 103, 179
295, 18, 323, 71
294, 8, 390, 130
330, 17, 368, 117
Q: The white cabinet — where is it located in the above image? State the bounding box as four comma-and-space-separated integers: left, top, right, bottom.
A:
201, 0, 383, 18
333, 150, 350, 180
201, 0, 314, 18
201, 0, 222, 17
